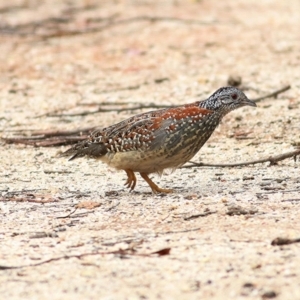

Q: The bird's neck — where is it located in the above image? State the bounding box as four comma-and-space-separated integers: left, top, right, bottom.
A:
197, 100, 229, 119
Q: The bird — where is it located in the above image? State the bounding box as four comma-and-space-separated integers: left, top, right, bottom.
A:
61, 87, 256, 193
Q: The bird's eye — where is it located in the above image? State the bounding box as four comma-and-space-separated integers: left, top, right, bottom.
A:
231, 93, 238, 100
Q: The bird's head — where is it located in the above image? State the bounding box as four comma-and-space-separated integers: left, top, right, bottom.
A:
201, 87, 256, 115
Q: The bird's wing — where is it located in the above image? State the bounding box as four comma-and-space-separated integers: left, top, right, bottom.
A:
100, 104, 213, 152
62, 104, 213, 158
90, 109, 163, 140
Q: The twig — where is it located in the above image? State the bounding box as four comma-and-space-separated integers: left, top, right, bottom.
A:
157, 227, 202, 235
183, 211, 217, 221
1, 127, 96, 147
0, 247, 171, 270
105, 202, 120, 212
1, 15, 216, 39
47, 104, 171, 117
256, 189, 300, 195
35, 78, 169, 118
56, 208, 77, 219
40, 15, 215, 38
43, 84, 291, 118
19, 127, 95, 138
93, 77, 169, 94
281, 199, 300, 202
253, 85, 291, 103
182, 149, 300, 169
95, 227, 203, 247
1, 136, 88, 147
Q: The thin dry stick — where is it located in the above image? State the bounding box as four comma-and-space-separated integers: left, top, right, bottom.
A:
253, 85, 291, 103
2, 136, 88, 147
39, 16, 216, 39
2, 127, 96, 147
2, 15, 215, 39
35, 78, 169, 118
56, 208, 77, 219
2, 127, 96, 137
48, 104, 172, 117
93, 77, 169, 94
182, 149, 300, 169
0, 247, 171, 270
183, 211, 217, 221
45, 84, 291, 118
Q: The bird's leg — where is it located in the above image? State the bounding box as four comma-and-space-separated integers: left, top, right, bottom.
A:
139, 173, 173, 194
124, 169, 137, 191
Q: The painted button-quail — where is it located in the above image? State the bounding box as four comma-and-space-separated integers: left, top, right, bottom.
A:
61, 87, 256, 193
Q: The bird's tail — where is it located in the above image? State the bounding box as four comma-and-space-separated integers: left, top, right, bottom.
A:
60, 141, 108, 161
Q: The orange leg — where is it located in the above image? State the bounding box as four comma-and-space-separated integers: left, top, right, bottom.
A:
124, 169, 137, 191
139, 173, 173, 194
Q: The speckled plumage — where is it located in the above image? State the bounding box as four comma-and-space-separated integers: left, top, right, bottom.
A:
61, 87, 256, 193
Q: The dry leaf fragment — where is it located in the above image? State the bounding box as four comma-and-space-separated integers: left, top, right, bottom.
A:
75, 201, 102, 209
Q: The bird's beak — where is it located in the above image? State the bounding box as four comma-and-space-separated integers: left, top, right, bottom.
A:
243, 98, 257, 107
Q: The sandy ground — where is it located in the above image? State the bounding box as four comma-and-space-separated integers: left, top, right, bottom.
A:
1, 0, 300, 299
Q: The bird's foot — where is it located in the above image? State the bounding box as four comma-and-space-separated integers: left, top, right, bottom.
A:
139, 172, 173, 194
124, 169, 137, 191
152, 187, 174, 194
